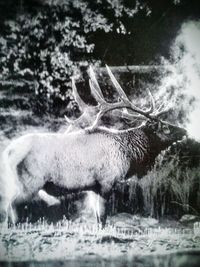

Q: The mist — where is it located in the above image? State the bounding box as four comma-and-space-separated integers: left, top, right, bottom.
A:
157, 20, 200, 141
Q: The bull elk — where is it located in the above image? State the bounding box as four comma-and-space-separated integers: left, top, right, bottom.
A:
0, 66, 186, 228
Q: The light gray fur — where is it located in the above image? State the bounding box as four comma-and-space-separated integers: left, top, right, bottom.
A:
0, 129, 129, 224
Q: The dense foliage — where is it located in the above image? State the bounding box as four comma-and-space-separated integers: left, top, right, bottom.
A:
1, 0, 198, 115
0, 0, 152, 115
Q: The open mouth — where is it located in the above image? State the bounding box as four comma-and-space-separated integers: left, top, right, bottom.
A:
170, 134, 188, 150
173, 134, 187, 145
159, 135, 188, 157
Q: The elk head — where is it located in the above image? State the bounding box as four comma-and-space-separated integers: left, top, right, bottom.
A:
143, 119, 186, 151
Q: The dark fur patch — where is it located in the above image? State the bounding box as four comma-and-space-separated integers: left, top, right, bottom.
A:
17, 157, 31, 177
43, 181, 100, 197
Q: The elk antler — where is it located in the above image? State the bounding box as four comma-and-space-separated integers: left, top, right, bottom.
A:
88, 65, 159, 128
71, 77, 88, 112
64, 77, 99, 132
105, 65, 156, 116
65, 65, 164, 132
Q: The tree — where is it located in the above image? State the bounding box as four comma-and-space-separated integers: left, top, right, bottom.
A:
0, 0, 151, 115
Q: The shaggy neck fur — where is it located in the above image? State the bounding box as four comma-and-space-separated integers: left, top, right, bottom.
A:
114, 127, 165, 178
87, 126, 170, 178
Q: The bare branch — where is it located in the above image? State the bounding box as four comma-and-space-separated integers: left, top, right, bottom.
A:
100, 65, 173, 74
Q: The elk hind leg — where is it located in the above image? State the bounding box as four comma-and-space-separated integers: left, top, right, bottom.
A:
0, 150, 22, 225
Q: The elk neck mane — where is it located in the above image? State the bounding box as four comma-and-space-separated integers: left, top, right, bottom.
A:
85, 124, 160, 178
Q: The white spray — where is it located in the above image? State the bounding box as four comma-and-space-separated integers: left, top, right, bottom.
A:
158, 20, 200, 141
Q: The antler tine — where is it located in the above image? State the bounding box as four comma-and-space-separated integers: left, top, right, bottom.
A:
106, 65, 130, 104
64, 113, 78, 133
64, 115, 74, 124
112, 109, 146, 120
89, 79, 107, 105
106, 65, 156, 117
155, 106, 169, 117
106, 65, 150, 114
65, 112, 92, 133
88, 72, 145, 123
146, 88, 156, 114
89, 66, 105, 98
151, 101, 169, 117
64, 78, 91, 132
88, 66, 108, 106
153, 102, 164, 114
71, 77, 88, 112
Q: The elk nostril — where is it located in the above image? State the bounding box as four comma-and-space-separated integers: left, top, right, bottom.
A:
0, 210, 7, 223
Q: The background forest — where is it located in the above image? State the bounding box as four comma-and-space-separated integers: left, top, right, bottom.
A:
0, 0, 200, 223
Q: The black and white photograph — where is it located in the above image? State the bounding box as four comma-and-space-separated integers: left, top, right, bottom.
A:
0, 0, 200, 266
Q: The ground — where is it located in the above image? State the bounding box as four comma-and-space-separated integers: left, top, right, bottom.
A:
1, 213, 200, 266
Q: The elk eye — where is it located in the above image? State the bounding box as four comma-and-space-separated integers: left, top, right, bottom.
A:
162, 125, 170, 134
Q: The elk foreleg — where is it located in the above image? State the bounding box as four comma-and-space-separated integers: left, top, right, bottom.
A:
87, 191, 102, 226
98, 191, 111, 229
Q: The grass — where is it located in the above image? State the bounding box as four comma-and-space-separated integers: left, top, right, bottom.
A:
1, 216, 200, 261
125, 154, 200, 218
